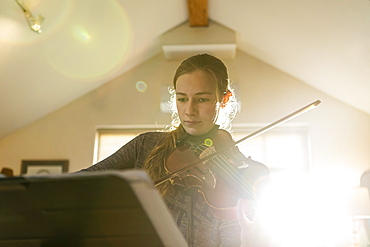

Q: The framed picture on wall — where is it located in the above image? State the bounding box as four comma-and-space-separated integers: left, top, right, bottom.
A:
21, 160, 69, 175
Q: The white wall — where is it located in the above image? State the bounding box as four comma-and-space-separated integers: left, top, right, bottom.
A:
1, 51, 369, 187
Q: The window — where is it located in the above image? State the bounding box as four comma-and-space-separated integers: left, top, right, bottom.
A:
94, 124, 311, 173
93, 125, 165, 163
231, 124, 311, 173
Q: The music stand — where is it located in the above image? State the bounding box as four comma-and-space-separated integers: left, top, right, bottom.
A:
0, 170, 187, 247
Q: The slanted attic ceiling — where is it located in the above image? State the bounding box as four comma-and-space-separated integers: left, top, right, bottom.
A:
0, 0, 369, 139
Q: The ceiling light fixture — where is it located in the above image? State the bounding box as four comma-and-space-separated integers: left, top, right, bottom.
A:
15, 0, 44, 33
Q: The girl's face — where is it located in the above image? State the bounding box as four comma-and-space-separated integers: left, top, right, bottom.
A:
175, 70, 221, 136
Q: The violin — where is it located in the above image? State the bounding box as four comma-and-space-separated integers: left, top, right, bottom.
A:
155, 100, 321, 219
166, 127, 268, 219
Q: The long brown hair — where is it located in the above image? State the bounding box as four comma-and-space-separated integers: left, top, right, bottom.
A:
143, 54, 235, 196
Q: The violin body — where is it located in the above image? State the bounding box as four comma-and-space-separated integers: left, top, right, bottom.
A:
165, 129, 269, 219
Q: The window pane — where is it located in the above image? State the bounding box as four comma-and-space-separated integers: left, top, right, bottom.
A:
265, 132, 307, 170
97, 133, 137, 162
95, 127, 163, 163
232, 126, 310, 173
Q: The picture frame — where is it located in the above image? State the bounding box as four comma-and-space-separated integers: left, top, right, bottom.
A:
21, 160, 69, 175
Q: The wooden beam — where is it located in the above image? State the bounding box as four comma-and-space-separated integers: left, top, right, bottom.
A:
187, 0, 208, 27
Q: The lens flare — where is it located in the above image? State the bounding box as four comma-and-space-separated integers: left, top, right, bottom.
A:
45, 0, 132, 80
136, 81, 147, 93
73, 26, 91, 43
203, 138, 213, 147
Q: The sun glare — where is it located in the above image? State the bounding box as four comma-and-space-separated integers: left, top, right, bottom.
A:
257, 171, 352, 246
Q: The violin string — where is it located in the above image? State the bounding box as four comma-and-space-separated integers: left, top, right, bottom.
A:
192, 142, 257, 199
197, 146, 256, 198
209, 151, 256, 198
